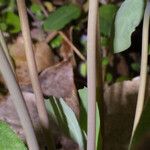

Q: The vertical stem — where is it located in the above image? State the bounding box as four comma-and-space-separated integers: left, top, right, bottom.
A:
16, 0, 55, 149
130, 0, 150, 147
0, 30, 14, 71
0, 44, 39, 150
87, 0, 98, 150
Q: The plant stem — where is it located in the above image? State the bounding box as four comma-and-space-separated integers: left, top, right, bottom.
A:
46, 31, 58, 43
0, 44, 39, 150
58, 31, 85, 61
87, 0, 99, 150
0, 30, 14, 71
129, 0, 150, 147
16, 0, 55, 149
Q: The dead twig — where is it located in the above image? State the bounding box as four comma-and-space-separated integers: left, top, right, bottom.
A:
58, 31, 86, 61
0, 44, 39, 150
16, 0, 55, 149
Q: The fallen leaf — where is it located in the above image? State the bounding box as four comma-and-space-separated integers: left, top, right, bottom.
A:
0, 92, 79, 149
39, 61, 80, 116
104, 77, 141, 149
8, 36, 54, 85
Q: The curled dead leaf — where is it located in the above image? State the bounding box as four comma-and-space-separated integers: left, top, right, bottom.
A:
39, 61, 80, 117
8, 36, 54, 85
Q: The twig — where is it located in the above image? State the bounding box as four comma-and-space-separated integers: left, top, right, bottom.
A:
0, 44, 39, 150
45, 31, 85, 61
129, 1, 150, 148
58, 31, 86, 61
0, 30, 14, 71
16, 0, 55, 149
87, 0, 99, 150
45, 31, 58, 43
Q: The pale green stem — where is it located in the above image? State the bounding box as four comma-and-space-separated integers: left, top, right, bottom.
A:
16, 0, 55, 149
0, 44, 39, 150
87, 0, 99, 150
129, 1, 150, 148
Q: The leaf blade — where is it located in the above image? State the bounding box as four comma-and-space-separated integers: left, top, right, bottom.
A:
45, 97, 85, 150
114, 0, 145, 53
0, 121, 26, 150
43, 4, 81, 31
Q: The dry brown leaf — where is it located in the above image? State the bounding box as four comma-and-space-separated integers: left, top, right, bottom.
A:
104, 77, 141, 150
9, 36, 54, 71
15, 62, 31, 85
34, 41, 55, 72
8, 36, 54, 85
0, 92, 46, 148
39, 61, 80, 116
0, 92, 79, 150
40, 61, 74, 98
0, 72, 145, 149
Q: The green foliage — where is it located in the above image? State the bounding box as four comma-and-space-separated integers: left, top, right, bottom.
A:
131, 63, 140, 72
114, 0, 145, 53
0, 0, 16, 12
79, 87, 101, 150
130, 99, 150, 149
106, 73, 113, 83
50, 35, 63, 48
0, 121, 26, 150
0, 12, 21, 33
101, 37, 110, 47
99, 4, 118, 37
5, 12, 20, 33
45, 97, 85, 150
0, 22, 7, 31
116, 76, 129, 82
43, 4, 81, 31
79, 62, 87, 77
30, 4, 45, 20
102, 57, 109, 66
0, 0, 19, 33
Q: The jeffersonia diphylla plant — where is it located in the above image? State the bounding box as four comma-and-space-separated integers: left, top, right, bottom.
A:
1, 0, 150, 149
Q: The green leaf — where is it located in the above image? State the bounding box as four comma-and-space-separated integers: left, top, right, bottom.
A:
102, 57, 109, 66
0, 22, 7, 31
50, 35, 62, 48
0, 121, 26, 150
130, 99, 150, 149
30, 4, 44, 20
114, 0, 145, 53
106, 73, 113, 83
101, 36, 110, 47
0, 0, 9, 6
79, 62, 87, 77
45, 97, 85, 150
43, 4, 81, 31
99, 4, 118, 37
5, 12, 21, 33
131, 63, 140, 72
79, 87, 101, 150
